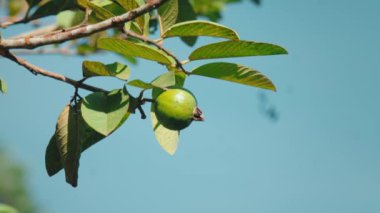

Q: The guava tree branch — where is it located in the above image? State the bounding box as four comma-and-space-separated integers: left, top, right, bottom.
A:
1, 50, 105, 93
0, 0, 168, 49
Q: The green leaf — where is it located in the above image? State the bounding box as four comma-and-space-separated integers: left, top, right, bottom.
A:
8, 0, 25, 16
127, 79, 153, 89
45, 111, 105, 177
81, 89, 130, 136
54, 105, 82, 187
158, 0, 178, 35
77, 43, 98, 55
26, 0, 42, 7
0, 77, 7, 94
127, 71, 176, 90
163, 20, 239, 40
82, 60, 130, 80
0, 204, 18, 213
191, 62, 276, 91
115, 0, 150, 36
189, 40, 288, 61
150, 109, 179, 155
151, 71, 176, 88
45, 135, 62, 177
56, 10, 85, 28
98, 38, 174, 65
88, 1, 115, 20
177, 0, 197, 46
149, 71, 185, 155
28, 0, 77, 21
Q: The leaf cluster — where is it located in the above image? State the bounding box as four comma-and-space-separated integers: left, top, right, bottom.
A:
0, 0, 285, 187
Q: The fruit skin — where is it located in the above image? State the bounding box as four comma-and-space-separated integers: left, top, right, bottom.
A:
154, 88, 198, 130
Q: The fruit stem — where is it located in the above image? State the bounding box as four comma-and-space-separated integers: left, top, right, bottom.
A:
137, 105, 147, 119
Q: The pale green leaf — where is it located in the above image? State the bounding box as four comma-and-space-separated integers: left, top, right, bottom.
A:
191, 62, 276, 91
189, 40, 288, 61
0, 77, 7, 94
149, 71, 185, 155
163, 20, 239, 40
150, 107, 179, 155
82, 60, 130, 80
127, 72, 176, 90
0, 204, 18, 213
81, 89, 130, 136
151, 71, 176, 88
158, 0, 178, 35
56, 10, 85, 28
98, 38, 174, 65
127, 79, 154, 89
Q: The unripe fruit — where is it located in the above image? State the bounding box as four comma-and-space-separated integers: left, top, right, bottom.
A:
154, 88, 204, 130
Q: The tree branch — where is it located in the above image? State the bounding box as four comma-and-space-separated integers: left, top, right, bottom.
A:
0, 0, 169, 49
1, 50, 105, 93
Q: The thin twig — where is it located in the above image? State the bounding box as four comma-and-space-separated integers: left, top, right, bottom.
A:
1, 50, 106, 93
0, 0, 169, 49
12, 47, 74, 55
10, 24, 60, 39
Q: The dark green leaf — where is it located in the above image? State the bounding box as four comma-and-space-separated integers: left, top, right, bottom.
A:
162, 20, 239, 40
177, 0, 197, 46
45, 114, 105, 177
82, 60, 130, 80
26, 0, 42, 7
98, 38, 174, 65
189, 40, 288, 61
88, 1, 115, 20
54, 105, 81, 187
81, 89, 130, 136
158, 0, 178, 35
45, 135, 62, 176
28, 0, 77, 21
191, 62, 276, 91
191, 0, 224, 21
115, 0, 150, 36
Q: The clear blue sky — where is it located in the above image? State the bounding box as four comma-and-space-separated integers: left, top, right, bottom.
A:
1, 0, 380, 212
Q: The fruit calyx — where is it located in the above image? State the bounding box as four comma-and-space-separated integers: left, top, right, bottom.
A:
193, 107, 204, 121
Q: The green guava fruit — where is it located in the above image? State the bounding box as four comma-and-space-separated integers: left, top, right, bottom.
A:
154, 88, 204, 130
